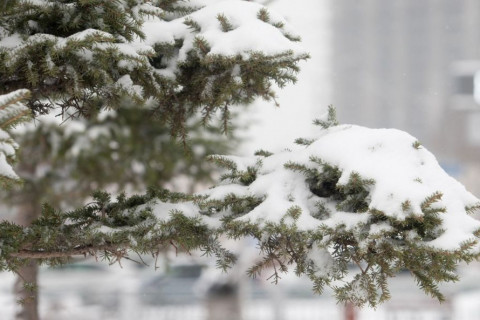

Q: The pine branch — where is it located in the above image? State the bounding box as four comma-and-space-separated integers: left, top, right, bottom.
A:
10, 245, 123, 259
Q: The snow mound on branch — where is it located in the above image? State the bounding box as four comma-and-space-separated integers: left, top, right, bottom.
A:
202, 124, 480, 251
310, 126, 474, 216
309, 125, 480, 249
142, 0, 306, 77
144, 0, 303, 57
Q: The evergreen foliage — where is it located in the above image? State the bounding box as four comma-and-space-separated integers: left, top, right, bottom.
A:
5, 106, 235, 209
0, 0, 308, 137
0, 0, 479, 311
1, 112, 479, 307
1, 107, 234, 319
0, 89, 30, 187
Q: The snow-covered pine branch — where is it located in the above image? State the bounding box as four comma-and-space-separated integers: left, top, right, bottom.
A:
0, 89, 30, 187
0, 0, 308, 136
3, 110, 479, 307
200, 107, 480, 305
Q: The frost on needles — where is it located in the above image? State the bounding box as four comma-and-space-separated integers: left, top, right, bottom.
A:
3, 108, 480, 307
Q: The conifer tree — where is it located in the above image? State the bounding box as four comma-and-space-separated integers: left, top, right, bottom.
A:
1, 0, 480, 315
4, 104, 235, 320
1, 108, 479, 309
0, 0, 307, 137
0, 1, 306, 319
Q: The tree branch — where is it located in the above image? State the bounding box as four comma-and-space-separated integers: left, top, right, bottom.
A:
10, 244, 123, 259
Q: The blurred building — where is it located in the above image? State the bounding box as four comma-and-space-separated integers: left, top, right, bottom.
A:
328, 1, 480, 190
444, 59, 480, 195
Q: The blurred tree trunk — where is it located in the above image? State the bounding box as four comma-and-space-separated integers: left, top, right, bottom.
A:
206, 287, 242, 320
14, 201, 40, 320
344, 302, 356, 320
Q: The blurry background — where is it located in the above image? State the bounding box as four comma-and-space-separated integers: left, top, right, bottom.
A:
248, 0, 480, 197
3, 0, 480, 319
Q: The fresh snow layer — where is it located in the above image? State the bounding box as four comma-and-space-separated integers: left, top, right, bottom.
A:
178, 1, 302, 56
1, 1, 306, 81
198, 124, 480, 251
141, 0, 305, 76
143, 0, 303, 57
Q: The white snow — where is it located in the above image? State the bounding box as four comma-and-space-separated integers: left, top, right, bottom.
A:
141, 0, 306, 76
199, 184, 250, 200
0, 153, 18, 180
0, 34, 23, 49
198, 123, 480, 252
0, 0, 306, 102
115, 74, 144, 97
307, 244, 335, 278
177, 1, 303, 57
120, 120, 480, 258
0, 89, 31, 183
145, 201, 199, 221
66, 29, 113, 42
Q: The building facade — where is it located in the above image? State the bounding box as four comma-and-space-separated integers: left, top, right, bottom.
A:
329, 0, 480, 162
